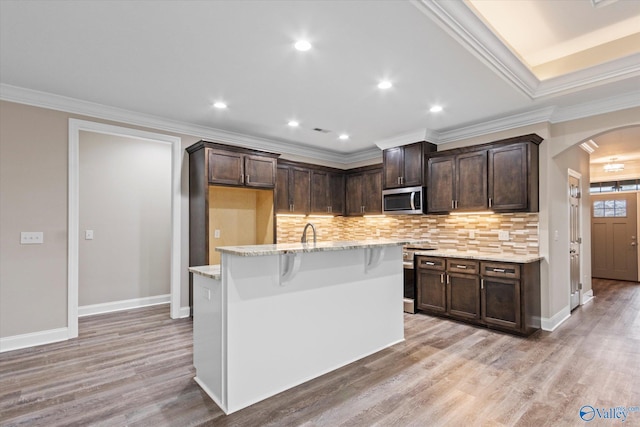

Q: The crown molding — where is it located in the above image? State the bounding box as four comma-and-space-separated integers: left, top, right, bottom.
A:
550, 89, 640, 123
535, 54, 640, 98
0, 84, 379, 167
412, 0, 640, 100
434, 107, 555, 144
374, 129, 428, 149
411, 0, 539, 98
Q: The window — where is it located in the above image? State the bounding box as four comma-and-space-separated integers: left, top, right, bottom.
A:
593, 199, 627, 217
590, 179, 640, 193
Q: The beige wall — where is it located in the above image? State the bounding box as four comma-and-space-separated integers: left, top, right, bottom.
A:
78, 131, 171, 306
0, 102, 69, 337
0, 100, 199, 339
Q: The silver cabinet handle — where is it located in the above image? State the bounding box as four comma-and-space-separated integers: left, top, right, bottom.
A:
481, 279, 484, 289
455, 200, 458, 209
440, 273, 444, 283
488, 197, 492, 208
451, 200, 455, 209
446, 274, 450, 284
492, 268, 505, 273
425, 261, 435, 266
456, 265, 467, 269
246, 174, 250, 184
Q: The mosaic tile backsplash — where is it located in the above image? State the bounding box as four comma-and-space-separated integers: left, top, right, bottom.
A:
276, 213, 539, 256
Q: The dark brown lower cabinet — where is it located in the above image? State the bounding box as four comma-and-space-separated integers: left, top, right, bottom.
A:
416, 256, 540, 336
416, 257, 446, 313
447, 273, 480, 321
481, 276, 521, 330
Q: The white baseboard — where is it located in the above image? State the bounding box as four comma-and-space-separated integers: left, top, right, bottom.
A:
581, 289, 594, 305
541, 305, 571, 332
178, 306, 191, 318
78, 294, 170, 317
0, 327, 70, 353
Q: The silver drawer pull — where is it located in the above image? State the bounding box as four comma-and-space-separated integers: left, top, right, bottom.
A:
456, 265, 467, 269
425, 261, 435, 266
492, 268, 506, 273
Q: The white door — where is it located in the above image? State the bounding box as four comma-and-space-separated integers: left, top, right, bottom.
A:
569, 174, 581, 311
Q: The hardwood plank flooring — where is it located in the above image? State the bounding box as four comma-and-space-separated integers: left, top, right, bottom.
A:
1, 278, 639, 426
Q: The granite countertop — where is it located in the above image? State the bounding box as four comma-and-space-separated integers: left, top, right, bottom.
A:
189, 264, 221, 279
413, 249, 543, 264
216, 239, 429, 257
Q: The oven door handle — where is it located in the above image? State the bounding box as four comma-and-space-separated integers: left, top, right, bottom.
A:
410, 191, 416, 211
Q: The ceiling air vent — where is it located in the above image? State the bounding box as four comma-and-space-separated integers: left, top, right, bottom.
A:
312, 127, 331, 133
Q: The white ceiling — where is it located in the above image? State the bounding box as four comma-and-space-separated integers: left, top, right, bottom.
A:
1, 0, 639, 163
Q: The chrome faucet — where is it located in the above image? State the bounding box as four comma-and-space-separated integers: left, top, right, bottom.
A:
301, 222, 317, 245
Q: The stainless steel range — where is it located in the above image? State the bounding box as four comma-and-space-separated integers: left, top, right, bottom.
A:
403, 245, 436, 313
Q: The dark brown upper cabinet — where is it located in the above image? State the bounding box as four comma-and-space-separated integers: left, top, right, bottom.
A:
276, 164, 311, 214
346, 166, 382, 216
426, 134, 541, 214
310, 170, 345, 215
206, 145, 278, 188
427, 151, 487, 213
383, 141, 436, 189
488, 142, 538, 212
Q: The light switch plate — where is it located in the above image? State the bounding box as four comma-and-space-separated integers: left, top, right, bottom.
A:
214, 229, 221, 239
21, 231, 44, 244
85, 230, 94, 240
498, 230, 510, 241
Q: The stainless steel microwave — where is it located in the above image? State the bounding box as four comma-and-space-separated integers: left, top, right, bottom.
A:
382, 186, 424, 214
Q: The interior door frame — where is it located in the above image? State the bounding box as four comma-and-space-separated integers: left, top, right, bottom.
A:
567, 169, 584, 308
68, 119, 182, 338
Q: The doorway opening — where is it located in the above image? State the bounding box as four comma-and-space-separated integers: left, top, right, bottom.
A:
68, 119, 182, 339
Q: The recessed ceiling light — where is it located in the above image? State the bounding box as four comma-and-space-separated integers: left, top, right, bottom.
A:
377, 80, 392, 90
288, 120, 299, 127
294, 40, 312, 51
338, 134, 349, 140
430, 105, 443, 113
213, 101, 227, 109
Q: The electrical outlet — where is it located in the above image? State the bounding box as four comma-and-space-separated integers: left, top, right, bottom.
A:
214, 229, 221, 239
85, 230, 94, 240
498, 230, 510, 241
469, 230, 475, 239
20, 231, 44, 244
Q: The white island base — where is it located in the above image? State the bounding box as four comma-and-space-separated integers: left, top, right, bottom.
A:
190, 240, 410, 414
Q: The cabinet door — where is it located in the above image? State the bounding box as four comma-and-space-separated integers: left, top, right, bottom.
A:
455, 150, 487, 211
481, 276, 521, 331
346, 174, 364, 216
329, 173, 345, 215
417, 269, 446, 313
488, 143, 528, 211
276, 166, 291, 213
447, 273, 480, 320
383, 147, 403, 189
402, 142, 423, 187
291, 167, 310, 214
208, 149, 244, 185
244, 155, 276, 188
310, 170, 330, 214
427, 156, 455, 213
362, 169, 382, 214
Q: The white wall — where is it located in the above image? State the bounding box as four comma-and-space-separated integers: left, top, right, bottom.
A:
78, 131, 171, 306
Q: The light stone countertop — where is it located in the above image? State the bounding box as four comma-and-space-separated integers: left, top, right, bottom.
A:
189, 264, 221, 280
216, 239, 429, 257
413, 249, 543, 264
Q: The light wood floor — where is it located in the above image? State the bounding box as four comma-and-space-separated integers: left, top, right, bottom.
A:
1, 278, 639, 427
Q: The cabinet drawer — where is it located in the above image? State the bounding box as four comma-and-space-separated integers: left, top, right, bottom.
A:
416, 256, 445, 271
446, 259, 478, 274
481, 262, 520, 279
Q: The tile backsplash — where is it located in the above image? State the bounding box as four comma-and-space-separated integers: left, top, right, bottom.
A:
277, 213, 539, 255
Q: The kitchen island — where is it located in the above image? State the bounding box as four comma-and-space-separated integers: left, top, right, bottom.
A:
189, 239, 422, 414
